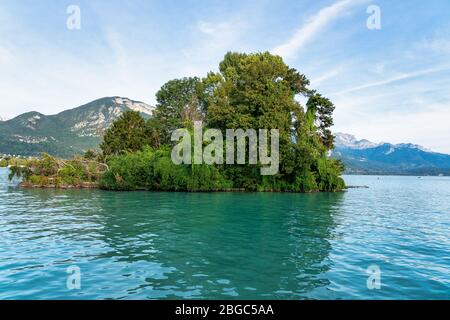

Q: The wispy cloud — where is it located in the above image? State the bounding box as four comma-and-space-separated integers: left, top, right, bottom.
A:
422, 38, 450, 54
178, 17, 249, 77
196, 18, 247, 52
272, 0, 362, 59
311, 66, 344, 87
333, 65, 450, 95
0, 46, 14, 66
104, 28, 128, 68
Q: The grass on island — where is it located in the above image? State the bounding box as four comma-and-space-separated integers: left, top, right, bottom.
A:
7, 152, 106, 189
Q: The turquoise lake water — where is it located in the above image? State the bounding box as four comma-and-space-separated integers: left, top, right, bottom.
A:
0, 167, 449, 299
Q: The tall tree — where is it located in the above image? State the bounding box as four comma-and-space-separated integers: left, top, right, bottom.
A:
101, 111, 148, 156
206, 52, 310, 134
205, 52, 312, 181
145, 117, 164, 149
306, 93, 336, 151
154, 77, 205, 144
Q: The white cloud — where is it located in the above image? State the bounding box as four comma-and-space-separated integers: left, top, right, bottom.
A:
310, 66, 343, 87
333, 65, 450, 95
0, 46, 14, 66
272, 0, 362, 59
196, 18, 246, 52
422, 38, 450, 54
177, 17, 250, 78
417, 28, 450, 55
372, 63, 385, 75
197, 21, 222, 35
104, 28, 128, 68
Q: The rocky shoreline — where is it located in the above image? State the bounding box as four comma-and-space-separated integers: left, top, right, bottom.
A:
20, 181, 98, 189
17, 182, 348, 193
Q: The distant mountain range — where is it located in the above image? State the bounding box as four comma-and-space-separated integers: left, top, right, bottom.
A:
2, 100, 449, 176
332, 133, 450, 176
0, 97, 153, 158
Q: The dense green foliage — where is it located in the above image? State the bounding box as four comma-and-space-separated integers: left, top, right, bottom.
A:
0, 156, 32, 168
99, 52, 345, 192
8, 153, 107, 187
10, 52, 344, 192
153, 77, 206, 144
100, 110, 149, 156
200, 52, 344, 191
100, 147, 232, 191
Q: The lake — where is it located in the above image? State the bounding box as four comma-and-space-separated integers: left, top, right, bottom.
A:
0, 167, 449, 299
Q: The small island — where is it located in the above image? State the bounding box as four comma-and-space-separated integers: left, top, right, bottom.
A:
7, 52, 345, 192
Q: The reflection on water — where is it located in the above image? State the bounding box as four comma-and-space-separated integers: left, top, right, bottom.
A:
0, 168, 449, 299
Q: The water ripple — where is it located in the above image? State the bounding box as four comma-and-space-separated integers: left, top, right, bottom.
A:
0, 169, 449, 299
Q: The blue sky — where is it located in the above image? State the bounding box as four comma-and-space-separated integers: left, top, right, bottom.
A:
1, 0, 450, 152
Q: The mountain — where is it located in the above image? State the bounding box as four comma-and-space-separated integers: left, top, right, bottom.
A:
0, 97, 154, 158
332, 133, 450, 176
